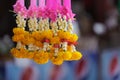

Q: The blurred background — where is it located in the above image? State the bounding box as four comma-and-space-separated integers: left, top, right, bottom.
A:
0, 0, 120, 80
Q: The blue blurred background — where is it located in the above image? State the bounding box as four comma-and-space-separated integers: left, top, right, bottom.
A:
0, 0, 120, 80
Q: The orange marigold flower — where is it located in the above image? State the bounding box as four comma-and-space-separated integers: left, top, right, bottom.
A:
33, 51, 49, 64
69, 34, 78, 42
58, 30, 71, 40
62, 51, 72, 60
12, 34, 25, 42
69, 51, 82, 61
13, 28, 25, 35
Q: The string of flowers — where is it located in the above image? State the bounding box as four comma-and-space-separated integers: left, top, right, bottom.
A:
11, 0, 82, 65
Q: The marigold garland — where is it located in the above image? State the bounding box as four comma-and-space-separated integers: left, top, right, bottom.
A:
11, 0, 82, 65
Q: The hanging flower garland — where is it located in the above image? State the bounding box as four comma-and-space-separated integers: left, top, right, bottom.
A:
11, 0, 82, 65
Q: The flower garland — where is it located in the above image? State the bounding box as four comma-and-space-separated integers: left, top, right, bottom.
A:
11, 0, 82, 65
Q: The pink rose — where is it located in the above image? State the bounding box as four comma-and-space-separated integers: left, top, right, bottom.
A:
13, 1, 27, 18
28, 5, 38, 18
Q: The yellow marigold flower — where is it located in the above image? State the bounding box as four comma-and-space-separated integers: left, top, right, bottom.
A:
67, 46, 73, 52
34, 41, 43, 47
50, 56, 63, 65
11, 48, 21, 58
19, 48, 28, 58
12, 34, 25, 42
22, 37, 35, 45
50, 37, 60, 44
13, 28, 25, 35
48, 51, 54, 59
33, 51, 49, 64
24, 31, 29, 36
49, 50, 63, 59
58, 30, 71, 40
32, 31, 42, 41
62, 51, 72, 60
70, 51, 82, 60
41, 30, 53, 40
27, 51, 35, 59
49, 51, 63, 65
69, 34, 78, 42
11, 48, 28, 58
22, 33, 35, 45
